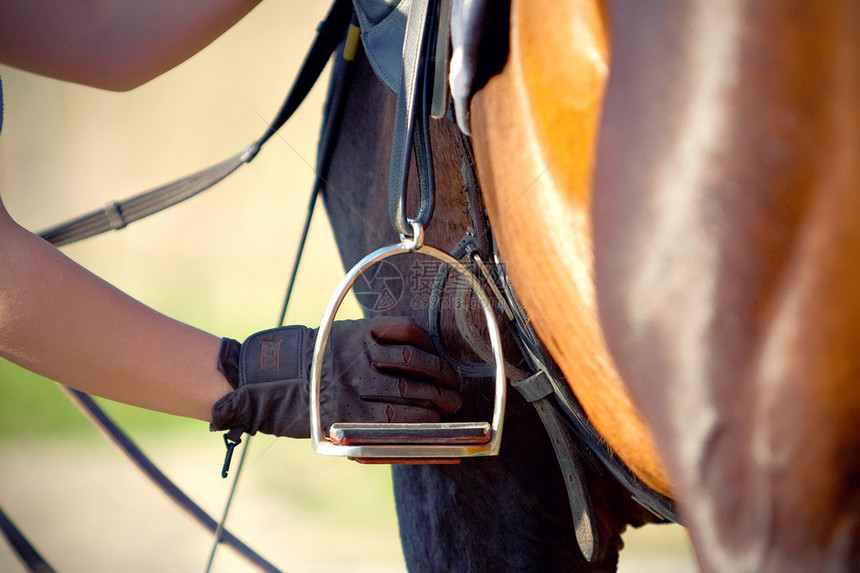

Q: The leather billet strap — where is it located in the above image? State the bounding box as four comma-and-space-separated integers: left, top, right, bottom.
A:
494, 253, 682, 525
425, 240, 601, 561
38, 0, 353, 248
386, 0, 440, 237
513, 372, 599, 562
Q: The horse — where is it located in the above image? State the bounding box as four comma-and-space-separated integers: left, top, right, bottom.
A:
312, 5, 670, 571
468, 0, 859, 571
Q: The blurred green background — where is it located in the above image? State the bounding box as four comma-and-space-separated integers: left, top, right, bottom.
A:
0, 2, 695, 571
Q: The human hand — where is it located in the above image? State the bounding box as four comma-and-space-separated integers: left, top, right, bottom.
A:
210, 318, 462, 438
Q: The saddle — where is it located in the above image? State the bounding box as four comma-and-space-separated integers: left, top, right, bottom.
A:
351, 0, 506, 133
467, 0, 679, 504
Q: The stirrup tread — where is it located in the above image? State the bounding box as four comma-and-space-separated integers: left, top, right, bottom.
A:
329, 422, 491, 445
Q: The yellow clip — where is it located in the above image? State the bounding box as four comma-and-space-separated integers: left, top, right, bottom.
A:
343, 24, 361, 61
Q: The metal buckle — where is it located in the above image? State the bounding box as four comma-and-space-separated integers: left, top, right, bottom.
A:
310, 221, 506, 462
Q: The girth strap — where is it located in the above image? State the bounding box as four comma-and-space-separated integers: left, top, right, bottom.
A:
39, 0, 353, 248
423, 227, 602, 561
496, 257, 681, 525
513, 372, 599, 562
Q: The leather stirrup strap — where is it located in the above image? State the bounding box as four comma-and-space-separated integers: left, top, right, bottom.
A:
387, 0, 439, 237
38, 0, 353, 248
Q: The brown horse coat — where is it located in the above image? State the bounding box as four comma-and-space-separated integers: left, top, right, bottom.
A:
469, 0, 860, 570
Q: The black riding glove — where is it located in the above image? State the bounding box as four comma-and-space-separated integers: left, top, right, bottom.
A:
210, 317, 462, 438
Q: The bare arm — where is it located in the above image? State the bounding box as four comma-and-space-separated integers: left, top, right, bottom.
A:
0, 198, 233, 421
0, 0, 262, 90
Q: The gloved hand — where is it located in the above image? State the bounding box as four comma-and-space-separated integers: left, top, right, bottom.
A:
211, 317, 462, 438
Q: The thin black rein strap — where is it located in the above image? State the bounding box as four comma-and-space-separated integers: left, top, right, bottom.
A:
0, 504, 54, 573
38, 0, 353, 247
63, 387, 281, 573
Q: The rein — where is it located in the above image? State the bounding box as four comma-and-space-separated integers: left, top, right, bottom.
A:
38, 1, 352, 249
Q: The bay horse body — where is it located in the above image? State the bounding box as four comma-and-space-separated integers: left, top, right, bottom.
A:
469, 0, 859, 571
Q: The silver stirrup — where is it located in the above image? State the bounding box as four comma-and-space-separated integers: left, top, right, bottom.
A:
310, 221, 506, 462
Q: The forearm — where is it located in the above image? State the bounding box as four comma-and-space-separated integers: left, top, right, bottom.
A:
0, 0, 262, 90
0, 209, 232, 421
